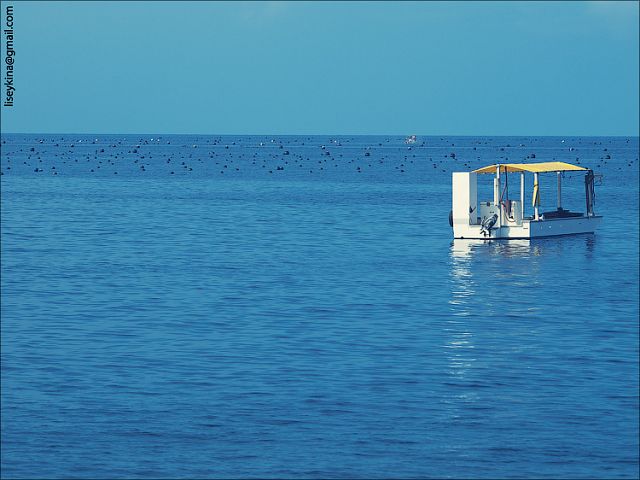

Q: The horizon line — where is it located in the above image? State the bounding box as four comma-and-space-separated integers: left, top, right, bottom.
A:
1, 132, 639, 138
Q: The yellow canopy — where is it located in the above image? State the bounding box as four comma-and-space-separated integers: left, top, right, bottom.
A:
473, 161, 587, 174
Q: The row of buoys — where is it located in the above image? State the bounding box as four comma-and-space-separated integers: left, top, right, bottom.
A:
1, 137, 637, 177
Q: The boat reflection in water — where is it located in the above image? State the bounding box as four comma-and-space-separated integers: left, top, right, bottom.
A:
443, 240, 534, 415
448, 236, 596, 307
447, 238, 542, 326
444, 235, 597, 395
442, 241, 483, 397
451, 238, 539, 260
450, 235, 595, 261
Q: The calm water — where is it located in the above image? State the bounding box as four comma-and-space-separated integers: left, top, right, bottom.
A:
1, 135, 639, 479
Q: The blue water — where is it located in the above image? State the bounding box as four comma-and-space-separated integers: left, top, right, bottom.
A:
1, 135, 639, 479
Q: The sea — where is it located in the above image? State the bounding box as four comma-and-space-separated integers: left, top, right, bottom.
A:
1, 134, 638, 479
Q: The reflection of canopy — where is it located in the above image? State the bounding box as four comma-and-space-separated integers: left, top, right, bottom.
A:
473, 162, 587, 174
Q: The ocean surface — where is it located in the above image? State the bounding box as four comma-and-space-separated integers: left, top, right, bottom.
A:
1, 134, 638, 479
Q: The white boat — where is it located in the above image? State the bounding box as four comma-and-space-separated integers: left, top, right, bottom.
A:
405, 135, 417, 144
450, 161, 602, 239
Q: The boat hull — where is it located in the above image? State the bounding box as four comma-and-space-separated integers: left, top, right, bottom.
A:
453, 215, 602, 240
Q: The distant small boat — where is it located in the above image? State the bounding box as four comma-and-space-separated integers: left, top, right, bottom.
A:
405, 135, 417, 144
450, 161, 602, 239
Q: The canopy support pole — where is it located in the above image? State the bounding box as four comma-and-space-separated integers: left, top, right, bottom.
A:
534, 172, 540, 220
520, 172, 525, 218
495, 165, 501, 225
494, 165, 500, 204
585, 170, 595, 216
557, 172, 562, 210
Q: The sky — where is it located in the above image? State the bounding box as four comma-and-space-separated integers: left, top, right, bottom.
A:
0, 1, 638, 136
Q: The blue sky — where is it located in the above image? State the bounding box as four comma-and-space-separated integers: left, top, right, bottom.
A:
1, 1, 638, 135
